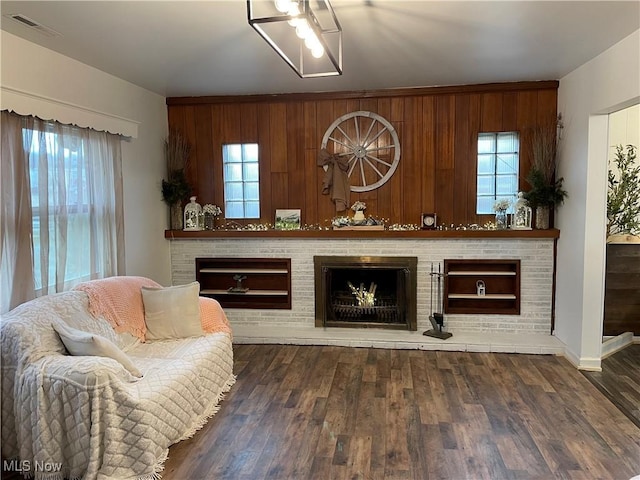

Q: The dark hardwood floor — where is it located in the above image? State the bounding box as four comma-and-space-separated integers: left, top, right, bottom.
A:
583, 344, 640, 429
162, 345, 640, 480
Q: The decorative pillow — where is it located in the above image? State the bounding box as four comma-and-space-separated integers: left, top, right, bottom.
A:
141, 282, 204, 341
53, 322, 143, 377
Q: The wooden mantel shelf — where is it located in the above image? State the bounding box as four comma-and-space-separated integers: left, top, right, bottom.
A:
164, 228, 559, 240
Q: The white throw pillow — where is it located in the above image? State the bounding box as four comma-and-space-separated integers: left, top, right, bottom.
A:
141, 282, 204, 341
53, 322, 143, 377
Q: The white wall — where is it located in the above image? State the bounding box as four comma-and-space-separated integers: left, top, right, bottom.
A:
556, 29, 640, 369
0, 31, 171, 285
609, 104, 640, 149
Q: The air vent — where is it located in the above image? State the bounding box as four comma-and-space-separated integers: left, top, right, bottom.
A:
5, 14, 61, 37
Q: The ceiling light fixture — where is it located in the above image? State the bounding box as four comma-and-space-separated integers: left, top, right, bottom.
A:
247, 0, 343, 78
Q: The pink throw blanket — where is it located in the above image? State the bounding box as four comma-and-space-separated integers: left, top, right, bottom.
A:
74, 276, 231, 341
74, 276, 161, 340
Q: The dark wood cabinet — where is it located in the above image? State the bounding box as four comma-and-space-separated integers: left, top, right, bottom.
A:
444, 259, 520, 315
603, 244, 640, 336
195, 257, 292, 309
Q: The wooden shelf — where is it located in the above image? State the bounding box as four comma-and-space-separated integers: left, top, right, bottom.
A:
448, 293, 517, 300
165, 229, 560, 240
444, 259, 520, 315
196, 257, 292, 309
201, 289, 289, 296
448, 271, 517, 276
199, 268, 289, 274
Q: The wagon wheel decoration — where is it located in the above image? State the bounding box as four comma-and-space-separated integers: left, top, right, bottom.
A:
321, 111, 401, 192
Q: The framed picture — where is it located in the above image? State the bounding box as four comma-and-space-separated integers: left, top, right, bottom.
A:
421, 213, 437, 230
275, 209, 301, 230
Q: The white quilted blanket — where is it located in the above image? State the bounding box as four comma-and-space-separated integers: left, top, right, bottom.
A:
1, 291, 235, 480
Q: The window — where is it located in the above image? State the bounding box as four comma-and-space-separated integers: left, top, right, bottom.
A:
223, 143, 260, 219
476, 132, 519, 214
26, 128, 91, 291
0, 111, 124, 312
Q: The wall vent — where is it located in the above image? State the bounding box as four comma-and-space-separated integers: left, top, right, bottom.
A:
5, 14, 61, 37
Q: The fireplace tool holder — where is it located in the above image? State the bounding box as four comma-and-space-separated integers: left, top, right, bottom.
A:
423, 262, 452, 340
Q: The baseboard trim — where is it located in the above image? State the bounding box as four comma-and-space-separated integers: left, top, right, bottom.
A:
602, 332, 634, 359
232, 324, 564, 355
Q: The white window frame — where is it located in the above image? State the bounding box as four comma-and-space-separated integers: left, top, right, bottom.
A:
222, 143, 260, 219
476, 131, 520, 214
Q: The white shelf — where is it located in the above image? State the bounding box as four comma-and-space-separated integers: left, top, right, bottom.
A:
448, 293, 516, 300
200, 289, 289, 296
199, 268, 289, 274
447, 271, 516, 276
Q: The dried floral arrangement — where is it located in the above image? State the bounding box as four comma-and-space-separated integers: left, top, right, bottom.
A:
524, 117, 568, 208
161, 130, 192, 206
351, 201, 367, 212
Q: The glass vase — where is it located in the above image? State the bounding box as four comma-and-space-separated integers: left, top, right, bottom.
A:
495, 211, 508, 230
204, 213, 216, 230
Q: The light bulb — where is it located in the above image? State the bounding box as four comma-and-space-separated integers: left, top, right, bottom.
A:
304, 33, 319, 49
287, 2, 300, 26
311, 44, 324, 58
274, 0, 291, 13
295, 20, 310, 39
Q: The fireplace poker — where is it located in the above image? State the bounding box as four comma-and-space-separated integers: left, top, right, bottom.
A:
423, 262, 452, 340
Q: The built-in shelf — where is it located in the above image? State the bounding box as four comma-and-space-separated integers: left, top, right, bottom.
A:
196, 257, 292, 309
444, 259, 520, 315
448, 294, 517, 300
200, 289, 289, 296
447, 271, 517, 276
199, 268, 289, 274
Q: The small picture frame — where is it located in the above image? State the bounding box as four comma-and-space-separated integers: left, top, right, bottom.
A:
275, 209, 301, 230
421, 213, 437, 230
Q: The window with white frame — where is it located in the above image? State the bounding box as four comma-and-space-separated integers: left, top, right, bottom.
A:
223, 143, 260, 219
1, 110, 123, 313
476, 132, 519, 214
26, 128, 91, 291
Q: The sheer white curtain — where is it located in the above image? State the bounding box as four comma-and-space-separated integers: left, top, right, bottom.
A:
0, 111, 125, 313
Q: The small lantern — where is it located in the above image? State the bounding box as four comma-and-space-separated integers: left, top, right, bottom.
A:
512, 192, 532, 230
183, 196, 203, 231
476, 280, 486, 296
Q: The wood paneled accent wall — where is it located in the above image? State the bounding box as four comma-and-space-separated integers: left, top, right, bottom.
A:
167, 81, 558, 227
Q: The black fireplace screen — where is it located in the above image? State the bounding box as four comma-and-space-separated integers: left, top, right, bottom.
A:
314, 256, 417, 331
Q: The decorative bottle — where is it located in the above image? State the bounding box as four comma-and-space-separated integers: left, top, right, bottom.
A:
183, 196, 203, 231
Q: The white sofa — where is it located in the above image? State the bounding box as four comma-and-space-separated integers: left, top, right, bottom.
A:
1, 277, 235, 480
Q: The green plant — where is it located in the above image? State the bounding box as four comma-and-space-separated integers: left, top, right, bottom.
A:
524, 118, 568, 208
524, 166, 568, 207
161, 130, 192, 206
607, 144, 639, 236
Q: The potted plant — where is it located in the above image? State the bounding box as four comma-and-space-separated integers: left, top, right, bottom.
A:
524, 118, 567, 228
607, 144, 639, 243
162, 130, 192, 230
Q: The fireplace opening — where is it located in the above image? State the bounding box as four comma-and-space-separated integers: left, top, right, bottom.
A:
314, 256, 417, 330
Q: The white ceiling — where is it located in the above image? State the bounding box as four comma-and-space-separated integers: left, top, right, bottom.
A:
1, 1, 639, 98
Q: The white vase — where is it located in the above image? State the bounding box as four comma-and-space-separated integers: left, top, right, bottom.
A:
353, 210, 365, 223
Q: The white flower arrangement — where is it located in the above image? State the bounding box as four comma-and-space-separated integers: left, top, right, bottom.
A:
493, 199, 511, 213
351, 201, 367, 212
203, 204, 222, 216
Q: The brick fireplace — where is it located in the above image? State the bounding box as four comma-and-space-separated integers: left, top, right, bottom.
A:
314, 256, 418, 330
167, 234, 557, 346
